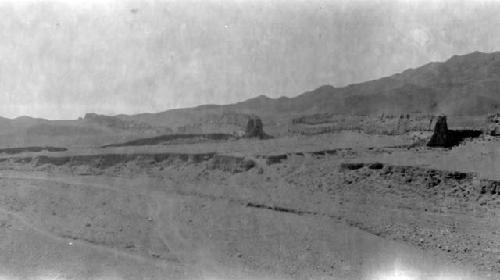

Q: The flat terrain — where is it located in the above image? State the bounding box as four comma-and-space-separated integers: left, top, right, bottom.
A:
0, 132, 414, 159
0, 132, 497, 280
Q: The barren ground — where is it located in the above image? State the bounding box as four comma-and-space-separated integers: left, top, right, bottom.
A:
0, 132, 497, 280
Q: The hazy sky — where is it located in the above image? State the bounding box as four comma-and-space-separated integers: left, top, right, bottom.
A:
1, 0, 500, 119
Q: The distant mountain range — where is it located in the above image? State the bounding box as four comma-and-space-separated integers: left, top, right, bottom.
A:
215, 51, 500, 116
1, 51, 500, 147
117, 51, 500, 125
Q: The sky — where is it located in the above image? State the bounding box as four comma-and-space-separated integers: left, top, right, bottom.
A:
1, 0, 500, 119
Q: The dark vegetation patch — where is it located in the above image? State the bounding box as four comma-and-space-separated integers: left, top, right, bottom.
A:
0, 146, 67, 155
102, 133, 235, 148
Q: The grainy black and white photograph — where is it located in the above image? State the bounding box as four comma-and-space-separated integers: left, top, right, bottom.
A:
1, 0, 500, 279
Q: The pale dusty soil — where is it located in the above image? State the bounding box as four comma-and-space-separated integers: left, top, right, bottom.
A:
0, 169, 487, 280
0, 133, 498, 279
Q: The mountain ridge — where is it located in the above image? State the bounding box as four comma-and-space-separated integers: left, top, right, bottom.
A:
2, 51, 500, 147
116, 50, 500, 120
3, 51, 500, 122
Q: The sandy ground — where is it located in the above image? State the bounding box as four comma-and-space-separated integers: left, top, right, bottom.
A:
0, 170, 487, 280
0, 132, 498, 280
0, 131, 413, 159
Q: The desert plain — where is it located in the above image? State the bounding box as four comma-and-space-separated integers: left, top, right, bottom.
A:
2, 12, 500, 278
0, 126, 498, 280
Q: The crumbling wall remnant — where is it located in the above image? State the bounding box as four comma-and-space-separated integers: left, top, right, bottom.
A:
245, 116, 271, 139
427, 116, 449, 147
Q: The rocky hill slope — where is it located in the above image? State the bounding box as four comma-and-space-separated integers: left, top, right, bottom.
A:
116, 51, 500, 125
